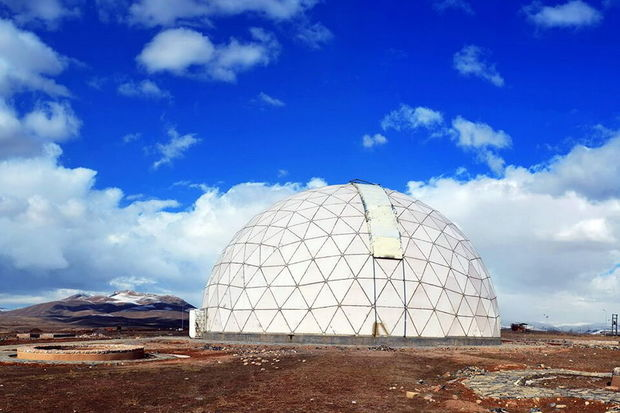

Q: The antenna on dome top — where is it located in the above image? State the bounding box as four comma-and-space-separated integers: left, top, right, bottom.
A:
349, 178, 380, 186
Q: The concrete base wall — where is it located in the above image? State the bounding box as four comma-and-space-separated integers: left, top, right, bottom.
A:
194, 332, 501, 347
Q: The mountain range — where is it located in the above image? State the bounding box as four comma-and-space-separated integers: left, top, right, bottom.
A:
0, 291, 195, 331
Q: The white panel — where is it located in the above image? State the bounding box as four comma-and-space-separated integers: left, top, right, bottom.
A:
353, 183, 403, 259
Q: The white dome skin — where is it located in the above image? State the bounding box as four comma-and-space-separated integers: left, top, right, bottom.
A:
201, 183, 500, 340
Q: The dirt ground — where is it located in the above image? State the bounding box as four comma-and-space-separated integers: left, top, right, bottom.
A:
1, 330, 619, 413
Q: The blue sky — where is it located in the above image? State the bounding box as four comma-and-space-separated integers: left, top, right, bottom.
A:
1, 0, 620, 326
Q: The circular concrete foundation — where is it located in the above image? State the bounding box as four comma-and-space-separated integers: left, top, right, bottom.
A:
16, 344, 145, 362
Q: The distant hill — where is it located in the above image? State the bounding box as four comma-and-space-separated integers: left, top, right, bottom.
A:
503, 320, 614, 335
0, 291, 195, 330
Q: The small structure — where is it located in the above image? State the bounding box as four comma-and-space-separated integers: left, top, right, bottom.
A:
16, 344, 144, 362
16, 333, 40, 339
511, 323, 531, 333
40, 333, 75, 339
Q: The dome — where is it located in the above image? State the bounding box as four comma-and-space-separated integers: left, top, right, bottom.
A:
190, 182, 500, 345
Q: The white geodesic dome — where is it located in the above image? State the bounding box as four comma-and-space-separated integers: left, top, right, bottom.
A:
199, 183, 500, 340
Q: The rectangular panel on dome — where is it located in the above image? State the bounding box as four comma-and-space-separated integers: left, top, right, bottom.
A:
354, 183, 403, 259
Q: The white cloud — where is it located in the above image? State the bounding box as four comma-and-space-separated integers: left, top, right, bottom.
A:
122, 132, 141, 144
0, 21, 80, 159
0, 149, 328, 307
137, 28, 215, 73
137, 27, 279, 82
381, 105, 444, 132
0, 100, 80, 158
525, 0, 603, 28
433, 0, 474, 14
407, 133, 620, 325
257, 91, 285, 107
0, 19, 69, 96
117, 79, 171, 99
128, 0, 318, 27
453, 45, 504, 87
306, 177, 327, 189
527, 135, 620, 200
277, 169, 288, 177
152, 128, 201, 169
362, 133, 388, 148
23, 102, 81, 141
296, 21, 333, 49
451, 116, 511, 174
451, 116, 511, 149
380, 104, 510, 174
0, 0, 80, 27
109, 276, 156, 291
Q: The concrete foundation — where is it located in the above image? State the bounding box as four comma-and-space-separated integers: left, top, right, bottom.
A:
194, 332, 501, 347
16, 344, 144, 362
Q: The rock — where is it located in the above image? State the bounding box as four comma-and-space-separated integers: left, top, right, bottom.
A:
529, 409, 542, 413
405, 391, 419, 399
555, 405, 566, 409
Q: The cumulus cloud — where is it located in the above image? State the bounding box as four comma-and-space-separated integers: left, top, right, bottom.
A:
152, 128, 201, 169
526, 135, 620, 201
0, 100, 81, 158
380, 104, 510, 174
257, 92, 285, 107
128, 0, 318, 27
296, 21, 333, 49
362, 133, 388, 148
453, 45, 504, 87
381, 105, 444, 132
524, 0, 603, 28
306, 177, 327, 189
0, 19, 70, 96
451, 116, 511, 149
117, 79, 171, 99
0, 0, 80, 27
0, 20, 79, 159
137, 27, 280, 82
0, 149, 328, 307
450, 116, 511, 174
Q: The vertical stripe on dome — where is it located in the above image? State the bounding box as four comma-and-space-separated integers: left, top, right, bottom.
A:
353, 183, 403, 259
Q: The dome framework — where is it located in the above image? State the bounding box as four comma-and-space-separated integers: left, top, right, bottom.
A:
190, 183, 500, 346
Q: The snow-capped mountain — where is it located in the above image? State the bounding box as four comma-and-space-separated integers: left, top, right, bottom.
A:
0, 291, 195, 329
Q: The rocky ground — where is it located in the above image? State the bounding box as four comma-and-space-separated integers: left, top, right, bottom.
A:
0, 330, 619, 412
